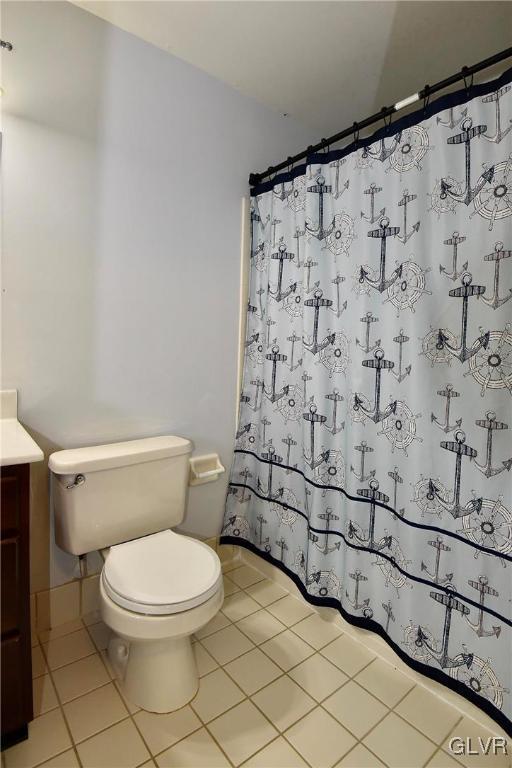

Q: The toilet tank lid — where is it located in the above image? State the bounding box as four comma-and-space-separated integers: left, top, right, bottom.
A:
49, 436, 192, 475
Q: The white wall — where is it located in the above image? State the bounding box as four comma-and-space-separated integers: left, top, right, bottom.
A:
1, 1, 312, 589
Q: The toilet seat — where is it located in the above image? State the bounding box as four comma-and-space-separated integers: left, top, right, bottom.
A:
102, 530, 222, 615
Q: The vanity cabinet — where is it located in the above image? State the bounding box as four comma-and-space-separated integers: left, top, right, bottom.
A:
1, 463, 33, 748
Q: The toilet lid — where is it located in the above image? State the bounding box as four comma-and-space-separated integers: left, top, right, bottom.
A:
102, 530, 222, 615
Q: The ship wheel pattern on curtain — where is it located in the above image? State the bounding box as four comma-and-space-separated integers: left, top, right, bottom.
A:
222, 69, 512, 734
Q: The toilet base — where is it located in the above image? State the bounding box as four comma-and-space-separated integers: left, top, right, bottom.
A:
109, 633, 198, 713
99, 575, 223, 713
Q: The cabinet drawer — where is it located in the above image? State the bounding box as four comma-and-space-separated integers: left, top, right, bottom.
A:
1, 474, 22, 534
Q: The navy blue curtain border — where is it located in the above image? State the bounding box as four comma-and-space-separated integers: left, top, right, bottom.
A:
220, 534, 512, 736
233, 449, 511, 567
228, 479, 510, 627
250, 65, 512, 196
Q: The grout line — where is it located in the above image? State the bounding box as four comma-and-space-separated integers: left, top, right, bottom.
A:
39, 647, 99, 675
238, 554, 502, 738
232, 583, 454, 765
150, 720, 236, 768
132, 718, 204, 766
389, 685, 455, 752
26, 562, 473, 768
247, 731, 311, 768
38, 621, 87, 644
320, 677, 388, 740
32, 746, 80, 768
68, 713, 134, 749
192, 639, 286, 766
220, 653, 285, 699
432, 715, 466, 767
280, 728, 315, 768
38, 623, 98, 677
81, 624, 157, 763
32, 634, 85, 768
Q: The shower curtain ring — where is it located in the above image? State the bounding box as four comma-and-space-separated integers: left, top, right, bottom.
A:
462, 66, 474, 94
382, 107, 392, 129
352, 122, 360, 147
423, 85, 431, 114
287, 156, 293, 173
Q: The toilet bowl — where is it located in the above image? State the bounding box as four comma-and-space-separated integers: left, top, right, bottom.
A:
99, 529, 224, 713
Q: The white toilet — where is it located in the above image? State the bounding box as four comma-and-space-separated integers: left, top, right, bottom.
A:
49, 436, 224, 713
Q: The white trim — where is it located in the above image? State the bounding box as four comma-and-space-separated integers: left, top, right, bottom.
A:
236, 197, 251, 427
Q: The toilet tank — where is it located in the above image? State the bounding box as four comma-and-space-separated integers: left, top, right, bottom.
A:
49, 436, 193, 555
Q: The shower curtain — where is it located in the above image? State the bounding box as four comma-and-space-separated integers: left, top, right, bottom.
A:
222, 68, 512, 734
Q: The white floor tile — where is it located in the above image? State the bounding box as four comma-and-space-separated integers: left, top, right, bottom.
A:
36, 749, 80, 768
288, 653, 348, 702
252, 676, 316, 732
260, 629, 315, 671
31, 645, 47, 678
201, 625, 254, 665
224, 648, 282, 695
115, 680, 140, 714
291, 613, 342, 650
191, 668, 245, 723
236, 609, 286, 644
208, 700, 278, 766
266, 596, 314, 626
355, 658, 414, 707
363, 712, 437, 768
223, 575, 240, 597
193, 642, 218, 677
77, 718, 150, 768
133, 705, 201, 756
246, 580, 288, 607
86, 621, 111, 652
335, 744, 385, 767
63, 682, 127, 743
156, 728, 230, 767
4, 709, 72, 768
38, 618, 84, 644
229, 566, 266, 589
195, 612, 231, 640
395, 685, 462, 744
426, 750, 463, 768
52, 653, 110, 703
284, 707, 356, 768
323, 680, 388, 738
42, 629, 96, 670
242, 737, 309, 767
222, 592, 261, 622
321, 633, 376, 677
32, 674, 59, 716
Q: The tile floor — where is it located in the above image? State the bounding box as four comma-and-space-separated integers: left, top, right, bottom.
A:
3, 560, 509, 768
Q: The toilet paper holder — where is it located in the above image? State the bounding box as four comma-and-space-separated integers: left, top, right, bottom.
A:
189, 454, 225, 486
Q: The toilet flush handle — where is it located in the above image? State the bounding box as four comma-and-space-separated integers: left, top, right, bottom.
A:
66, 474, 86, 490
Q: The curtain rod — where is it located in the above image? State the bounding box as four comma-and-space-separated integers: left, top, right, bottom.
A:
249, 46, 512, 188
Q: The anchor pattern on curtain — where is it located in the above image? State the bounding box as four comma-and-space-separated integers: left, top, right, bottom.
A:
222, 71, 512, 733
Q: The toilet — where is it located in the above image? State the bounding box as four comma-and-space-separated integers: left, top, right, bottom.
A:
49, 436, 224, 713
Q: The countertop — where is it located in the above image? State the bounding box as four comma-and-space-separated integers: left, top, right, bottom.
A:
0, 390, 44, 466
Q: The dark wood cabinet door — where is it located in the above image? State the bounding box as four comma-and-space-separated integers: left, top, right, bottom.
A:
1, 464, 33, 749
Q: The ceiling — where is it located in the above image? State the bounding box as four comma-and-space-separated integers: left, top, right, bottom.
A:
73, 1, 512, 136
